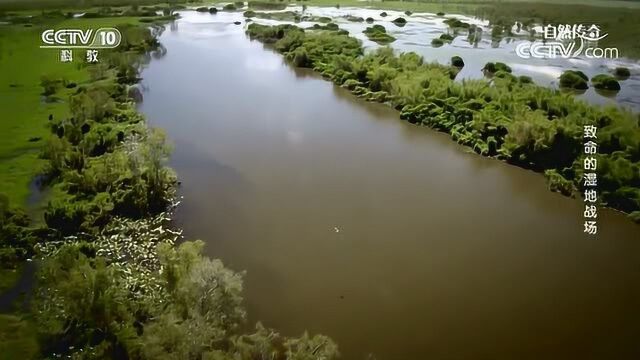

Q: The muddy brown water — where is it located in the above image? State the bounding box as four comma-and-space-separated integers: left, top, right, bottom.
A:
139, 12, 640, 360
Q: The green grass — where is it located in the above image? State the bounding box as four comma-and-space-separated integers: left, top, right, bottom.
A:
0, 266, 21, 293
1, 0, 639, 208
0, 16, 159, 207
0, 25, 82, 206
0, 314, 38, 360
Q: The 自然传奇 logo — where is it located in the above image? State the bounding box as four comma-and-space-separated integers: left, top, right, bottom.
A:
516, 24, 618, 59
40, 28, 122, 49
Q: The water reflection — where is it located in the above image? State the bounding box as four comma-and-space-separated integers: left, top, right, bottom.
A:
139, 10, 640, 360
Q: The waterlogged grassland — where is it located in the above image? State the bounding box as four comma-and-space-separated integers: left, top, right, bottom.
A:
0, 14, 170, 207
0, 314, 38, 360
305, 0, 640, 9
247, 23, 640, 221
0, 26, 85, 206
1, 8, 340, 359
475, 2, 640, 59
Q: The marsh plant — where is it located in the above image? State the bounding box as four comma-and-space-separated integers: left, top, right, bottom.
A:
0, 20, 338, 359
246, 24, 640, 221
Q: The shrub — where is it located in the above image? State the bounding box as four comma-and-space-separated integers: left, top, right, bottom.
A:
380, 12, 387, 17
544, 169, 575, 196
392, 17, 407, 26
439, 33, 454, 41
559, 70, 589, 89
613, 66, 630, 79
431, 38, 444, 47
451, 56, 464, 68
248, 1, 287, 10
518, 75, 533, 84
443, 18, 470, 28
346, 15, 364, 22
483, 61, 511, 74
291, 47, 311, 67
363, 25, 395, 44
591, 74, 621, 91
223, 3, 237, 11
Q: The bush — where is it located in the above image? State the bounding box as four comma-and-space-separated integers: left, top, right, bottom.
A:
439, 33, 454, 41
544, 169, 575, 196
40, 75, 62, 96
363, 25, 395, 44
591, 74, 621, 91
559, 70, 589, 89
346, 15, 364, 22
223, 3, 237, 11
613, 66, 630, 79
451, 56, 464, 68
380, 12, 387, 17
518, 75, 533, 84
366, 17, 374, 23
246, 24, 640, 217
248, 1, 287, 10
392, 17, 407, 26
291, 47, 311, 67
483, 61, 511, 74
443, 18, 470, 28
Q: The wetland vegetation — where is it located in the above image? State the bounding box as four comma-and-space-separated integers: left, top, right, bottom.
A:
0, 6, 337, 359
1, 0, 640, 358
246, 22, 640, 221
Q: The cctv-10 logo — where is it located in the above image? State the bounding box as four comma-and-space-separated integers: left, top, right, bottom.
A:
40, 28, 122, 49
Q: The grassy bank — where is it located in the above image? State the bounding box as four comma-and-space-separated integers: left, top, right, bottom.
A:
247, 23, 640, 222
0, 25, 84, 206
1, 7, 339, 359
0, 10, 170, 207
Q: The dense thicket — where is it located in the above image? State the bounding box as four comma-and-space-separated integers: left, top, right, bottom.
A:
247, 23, 640, 221
0, 20, 338, 359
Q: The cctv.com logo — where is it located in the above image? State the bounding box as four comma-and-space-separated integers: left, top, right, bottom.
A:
516, 23, 619, 59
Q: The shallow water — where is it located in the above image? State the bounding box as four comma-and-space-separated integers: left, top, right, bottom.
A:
245, 5, 640, 111
139, 10, 640, 360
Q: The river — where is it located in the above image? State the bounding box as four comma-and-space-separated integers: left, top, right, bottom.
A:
139, 11, 640, 360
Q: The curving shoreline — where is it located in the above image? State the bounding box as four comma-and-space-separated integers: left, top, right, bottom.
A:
246, 22, 640, 223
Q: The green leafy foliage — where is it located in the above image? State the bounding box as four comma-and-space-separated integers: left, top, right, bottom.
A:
614, 66, 631, 79
34, 239, 339, 360
591, 74, 621, 91
247, 24, 640, 219
363, 24, 395, 44
559, 70, 588, 90
451, 56, 464, 68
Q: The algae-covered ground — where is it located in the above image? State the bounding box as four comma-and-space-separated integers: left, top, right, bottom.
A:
0, 14, 163, 206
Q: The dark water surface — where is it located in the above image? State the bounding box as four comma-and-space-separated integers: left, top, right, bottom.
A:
139, 13, 640, 360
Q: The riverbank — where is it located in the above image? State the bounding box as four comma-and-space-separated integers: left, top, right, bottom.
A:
246, 22, 640, 222
137, 13, 640, 358
0, 6, 338, 359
